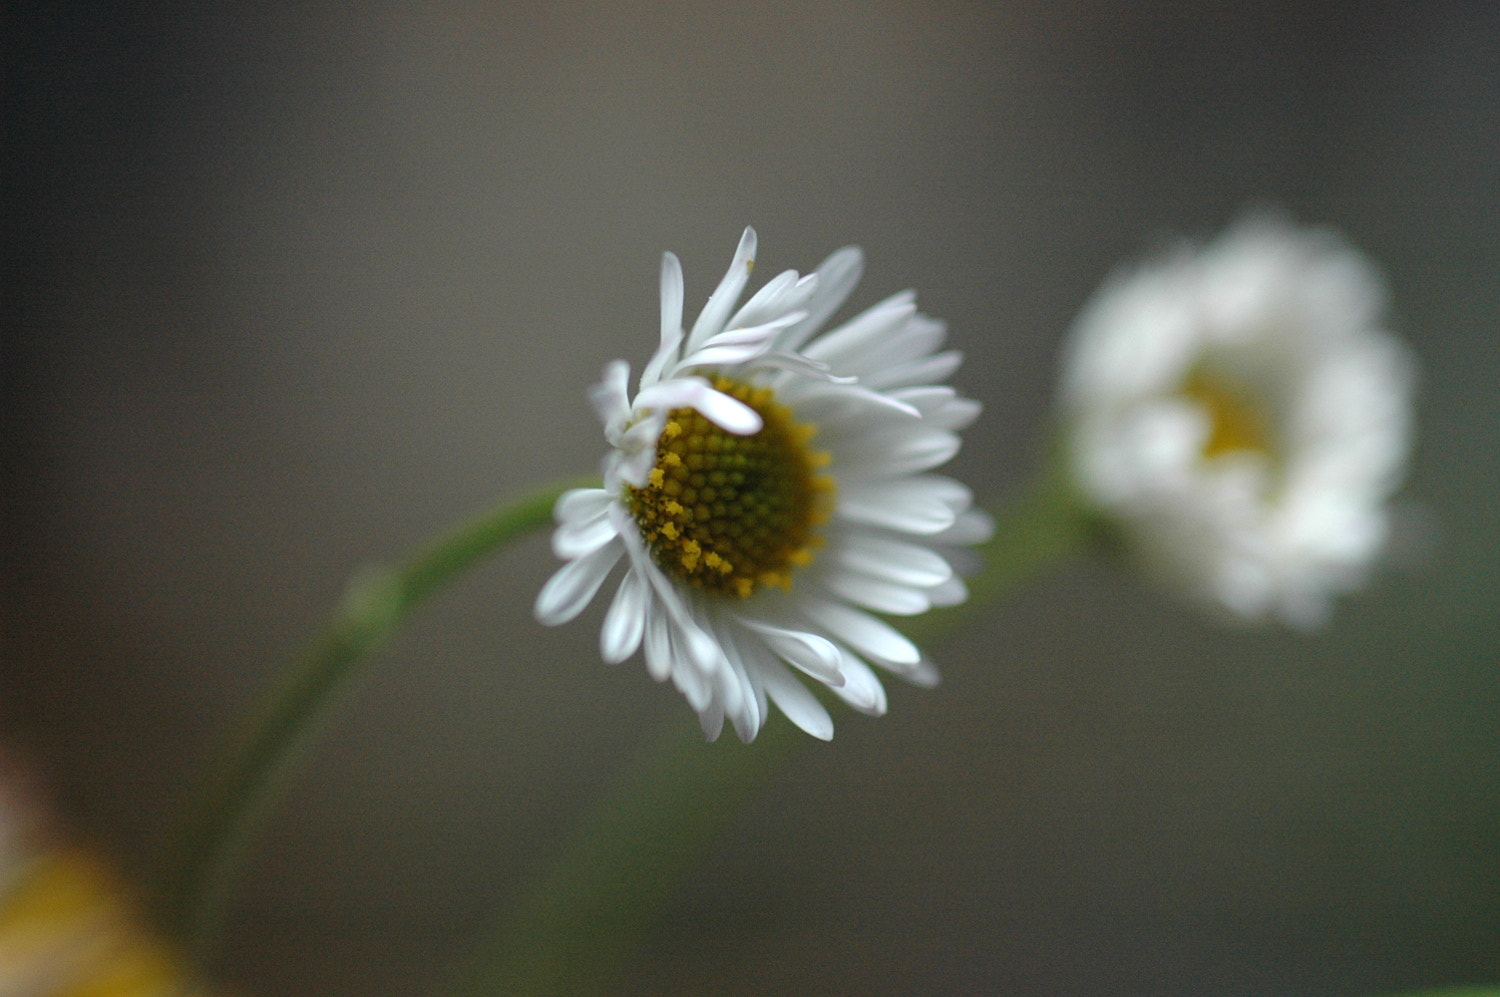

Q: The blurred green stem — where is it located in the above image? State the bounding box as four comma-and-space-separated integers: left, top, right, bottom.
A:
445, 458, 1092, 996
152, 479, 584, 960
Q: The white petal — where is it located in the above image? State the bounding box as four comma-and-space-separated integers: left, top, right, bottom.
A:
722, 670, 762, 743
754, 351, 856, 384
860, 349, 964, 390
818, 571, 931, 616
691, 387, 763, 435
634, 378, 763, 436
629, 376, 709, 414
837, 478, 962, 534
888, 386, 956, 415
831, 312, 949, 381
826, 650, 888, 716
929, 397, 983, 431
930, 506, 994, 545
725, 269, 816, 332
534, 538, 624, 625
779, 246, 864, 352
671, 648, 712, 712
714, 624, 765, 741
758, 659, 834, 740
927, 575, 969, 608
751, 671, 769, 731
803, 292, 917, 371
836, 425, 960, 477
599, 567, 648, 663
831, 533, 953, 587
799, 597, 921, 666
735, 617, 844, 685
642, 601, 674, 682
678, 613, 728, 677
552, 516, 618, 560
660, 251, 684, 344
891, 387, 982, 430
553, 488, 618, 556
640, 252, 686, 389
697, 701, 725, 741
612, 413, 666, 487
906, 657, 942, 688
687, 227, 757, 352
697, 321, 789, 352
669, 620, 738, 727
554, 487, 612, 524
779, 381, 922, 422
589, 361, 632, 439
678, 313, 801, 369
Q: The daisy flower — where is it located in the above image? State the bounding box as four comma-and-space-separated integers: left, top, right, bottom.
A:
535, 228, 988, 741
1058, 213, 1418, 627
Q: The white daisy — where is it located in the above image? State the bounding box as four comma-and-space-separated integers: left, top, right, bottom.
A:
1058, 213, 1418, 627
535, 227, 988, 741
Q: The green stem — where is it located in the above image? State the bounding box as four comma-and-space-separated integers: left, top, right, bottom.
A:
152, 479, 585, 958
444, 462, 1093, 997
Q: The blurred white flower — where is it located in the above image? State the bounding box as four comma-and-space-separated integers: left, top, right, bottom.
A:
1058, 214, 1418, 627
536, 227, 988, 741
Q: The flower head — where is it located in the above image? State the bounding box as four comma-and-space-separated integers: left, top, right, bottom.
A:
1058, 213, 1418, 627
536, 227, 988, 741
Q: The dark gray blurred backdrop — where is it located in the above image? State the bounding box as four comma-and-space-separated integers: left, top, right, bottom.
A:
5, 4, 1498, 995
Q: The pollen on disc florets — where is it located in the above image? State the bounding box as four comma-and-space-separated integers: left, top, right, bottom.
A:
626, 376, 834, 599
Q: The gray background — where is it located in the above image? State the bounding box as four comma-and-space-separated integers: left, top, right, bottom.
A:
5, 4, 1498, 995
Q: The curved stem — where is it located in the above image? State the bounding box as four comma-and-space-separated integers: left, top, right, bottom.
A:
152, 479, 585, 958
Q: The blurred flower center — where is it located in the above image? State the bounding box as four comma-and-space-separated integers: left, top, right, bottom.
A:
627, 376, 833, 598
1179, 367, 1274, 459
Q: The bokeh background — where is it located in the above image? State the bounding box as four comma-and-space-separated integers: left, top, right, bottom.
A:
5, 4, 1498, 995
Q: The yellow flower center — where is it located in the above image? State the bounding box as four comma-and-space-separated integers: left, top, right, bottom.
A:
1180, 367, 1274, 459
627, 376, 834, 599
